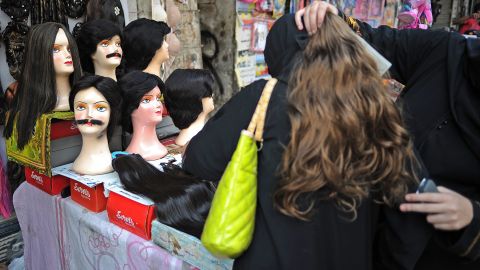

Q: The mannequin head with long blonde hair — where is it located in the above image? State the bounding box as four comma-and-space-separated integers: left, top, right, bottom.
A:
275, 13, 419, 221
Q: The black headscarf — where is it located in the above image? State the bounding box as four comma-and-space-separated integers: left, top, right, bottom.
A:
264, 14, 309, 83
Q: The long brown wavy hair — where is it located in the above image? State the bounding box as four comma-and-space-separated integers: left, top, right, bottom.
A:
274, 13, 419, 221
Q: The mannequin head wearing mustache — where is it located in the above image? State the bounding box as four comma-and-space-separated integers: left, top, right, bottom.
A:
69, 75, 122, 175
76, 19, 123, 81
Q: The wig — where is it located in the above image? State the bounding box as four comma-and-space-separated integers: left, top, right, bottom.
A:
69, 75, 122, 140
112, 153, 215, 238
86, 0, 125, 29
164, 69, 214, 129
4, 22, 82, 149
275, 13, 419, 221
76, 19, 122, 74
118, 71, 165, 133
122, 19, 170, 71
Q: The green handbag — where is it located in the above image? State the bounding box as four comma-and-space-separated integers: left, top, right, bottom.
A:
201, 78, 278, 259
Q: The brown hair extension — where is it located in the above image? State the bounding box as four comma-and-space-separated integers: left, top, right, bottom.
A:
274, 13, 419, 221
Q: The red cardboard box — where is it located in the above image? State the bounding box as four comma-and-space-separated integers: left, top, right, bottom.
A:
25, 167, 69, 195
70, 180, 107, 213
52, 163, 120, 213
107, 186, 156, 240
50, 120, 80, 140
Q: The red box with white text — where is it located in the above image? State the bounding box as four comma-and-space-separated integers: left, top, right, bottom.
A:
106, 186, 156, 240
25, 167, 70, 195
70, 180, 107, 212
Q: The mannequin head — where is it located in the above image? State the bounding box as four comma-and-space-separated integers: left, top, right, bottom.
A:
165, 0, 181, 56
69, 75, 121, 140
122, 19, 170, 71
76, 19, 122, 75
4, 22, 82, 149
118, 71, 165, 133
164, 69, 215, 129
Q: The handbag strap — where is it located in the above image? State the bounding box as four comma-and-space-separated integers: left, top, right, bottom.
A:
247, 78, 278, 142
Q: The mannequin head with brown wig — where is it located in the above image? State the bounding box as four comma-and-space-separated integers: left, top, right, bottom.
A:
4, 22, 82, 149
274, 13, 419, 221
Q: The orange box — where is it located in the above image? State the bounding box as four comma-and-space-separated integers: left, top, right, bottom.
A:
107, 186, 156, 240
70, 180, 107, 212
25, 167, 70, 195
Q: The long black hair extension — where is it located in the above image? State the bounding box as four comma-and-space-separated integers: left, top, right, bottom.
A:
112, 153, 215, 238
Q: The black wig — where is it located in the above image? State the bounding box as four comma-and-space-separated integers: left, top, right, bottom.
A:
76, 19, 122, 74
69, 75, 122, 140
164, 69, 214, 129
122, 18, 170, 72
112, 153, 215, 238
118, 71, 165, 133
4, 22, 82, 149
86, 0, 125, 29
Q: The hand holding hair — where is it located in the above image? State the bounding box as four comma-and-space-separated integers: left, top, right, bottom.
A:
295, 0, 338, 35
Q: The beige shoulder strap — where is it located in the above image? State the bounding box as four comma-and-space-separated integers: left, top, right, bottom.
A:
247, 78, 278, 142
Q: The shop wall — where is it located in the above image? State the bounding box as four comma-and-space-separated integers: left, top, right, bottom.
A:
198, 0, 237, 105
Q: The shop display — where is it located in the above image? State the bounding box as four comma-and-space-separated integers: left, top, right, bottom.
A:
164, 69, 215, 147
69, 75, 121, 175
76, 19, 123, 80
118, 71, 168, 160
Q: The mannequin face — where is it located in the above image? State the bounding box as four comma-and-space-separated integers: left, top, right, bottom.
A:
91, 35, 122, 69
131, 86, 163, 126
152, 40, 169, 64
202, 97, 215, 115
53, 28, 74, 76
73, 87, 111, 137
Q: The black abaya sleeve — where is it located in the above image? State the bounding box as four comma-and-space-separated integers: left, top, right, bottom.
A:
182, 79, 267, 183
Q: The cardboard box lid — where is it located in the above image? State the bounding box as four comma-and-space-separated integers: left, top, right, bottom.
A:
109, 186, 154, 206
52, 163, 120, 188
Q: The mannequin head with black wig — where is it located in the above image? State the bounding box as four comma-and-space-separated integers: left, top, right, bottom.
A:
164, 69, 215, 146
112, 153, 214, 238
122, 19, 170, 77
69, 75, 121, 175
118, 71, 168, 160
4, 22, 82, 150
76, 19, 122, 81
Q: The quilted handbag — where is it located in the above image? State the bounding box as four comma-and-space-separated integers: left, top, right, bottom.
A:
201, 78, 278, 259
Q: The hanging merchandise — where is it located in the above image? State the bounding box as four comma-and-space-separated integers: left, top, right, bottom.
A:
86, 0, 126, 29
235, 0, 281, 87
64, 0, 87, 19
0, 0, 31, 22
30, 0, 69, 27
1, 21, 30, 81
397, 0, 433, 29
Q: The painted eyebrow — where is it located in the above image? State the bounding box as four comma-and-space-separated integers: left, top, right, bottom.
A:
94, 101, 108, 104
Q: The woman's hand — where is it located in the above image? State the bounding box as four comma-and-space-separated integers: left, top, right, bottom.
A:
295, 1, 339, 35
400, 186, 474, 231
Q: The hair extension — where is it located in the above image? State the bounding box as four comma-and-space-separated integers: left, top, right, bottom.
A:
164, 69, 214, 129
4, 22, 82, 149
118, 71, 165, 133
275, 13, 419, 221
76, 19, 122, 74
121, 19, 170, 72
112, 154, 215, 238
69, 75, 122, 140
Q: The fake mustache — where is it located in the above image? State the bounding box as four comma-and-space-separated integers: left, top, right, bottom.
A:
106, 52, 122, 59
75, 119, 104, 126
